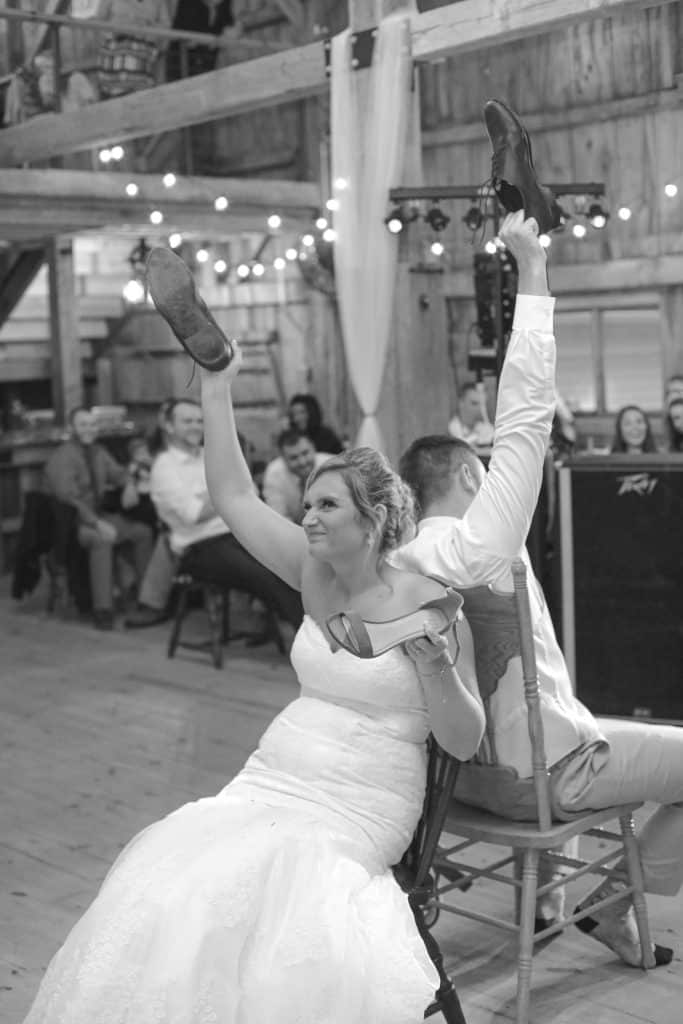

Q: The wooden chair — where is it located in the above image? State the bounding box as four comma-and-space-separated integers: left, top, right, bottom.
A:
167, 566, 286, 670
429, 559, 654, 1024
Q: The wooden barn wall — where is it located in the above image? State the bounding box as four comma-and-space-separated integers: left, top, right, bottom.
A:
417, 2, 683, 437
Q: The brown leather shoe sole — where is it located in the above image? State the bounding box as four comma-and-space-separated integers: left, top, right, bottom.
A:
146, 247, 234, 371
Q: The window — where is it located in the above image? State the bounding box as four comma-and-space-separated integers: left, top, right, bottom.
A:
555, 303, 663, 413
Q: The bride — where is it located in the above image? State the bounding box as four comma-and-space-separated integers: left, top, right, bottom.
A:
22, 260, 485, 1024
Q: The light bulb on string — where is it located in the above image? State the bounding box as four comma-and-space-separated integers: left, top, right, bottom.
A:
665, 183, 678, 198
196, 248, 209, 264
572, 223, 587, 239
110, 145, 124, 161
168, 232, 183, 249
214, 196, 229, 212
122, 278, 145, 303
162, 172, 177, 188
273, 256, 286, 270
302, 234, 315, 247
214, 258, 227, 275
149, 210, 163, 225
252, 262, 265, 277
333, 177, 348, 191
285, 248, 298, 260
322, 228, 337, 242
99, 148, 112, 164
539, 234, 551, 248
125, 182, 139, 197
325, 198, 339, 212
618, 206, 632, 221
315, 217, 328, 231
484, 240, 497, 255
267, 214, 282, 230
430, 240, 444, 256
237, 263, 250, 279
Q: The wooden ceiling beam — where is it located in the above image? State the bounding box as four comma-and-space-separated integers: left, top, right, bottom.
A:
0, 0, 672, 166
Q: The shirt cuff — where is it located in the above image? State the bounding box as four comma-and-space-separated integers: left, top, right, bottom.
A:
512, 294, 555, 334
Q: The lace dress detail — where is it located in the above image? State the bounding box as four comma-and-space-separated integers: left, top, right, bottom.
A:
22, 616, 438, 1024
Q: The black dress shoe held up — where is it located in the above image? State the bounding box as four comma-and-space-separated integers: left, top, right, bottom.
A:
483, 99, 561, 234
146, 248, 234, 371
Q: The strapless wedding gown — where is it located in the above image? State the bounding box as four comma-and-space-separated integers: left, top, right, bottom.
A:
22, 616, 439, 1024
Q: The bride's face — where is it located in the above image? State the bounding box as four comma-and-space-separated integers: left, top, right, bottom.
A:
302, 471, 367, 560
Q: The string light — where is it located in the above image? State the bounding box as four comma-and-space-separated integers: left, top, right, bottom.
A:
539, 234, 551, 248
125, 182, 139, 197
302, 233, 315, 247
430, 240, 444, 256
162, 172, 177, 188
617, 206, 632, 221
214, 196, 229, 212
326, 198, 340, 212
484, 240, 497, 254
322, 228, 337, 242
273, 256, 286, 270
168, 232, 182, 248
572, 223, 587, 239
236, 263, 250, 279
267, 214, 282, 230
252, 262, 265, 277
196, 247, 209, 263
285, 247, 298, 260
99, 148, 112, 164
664, 183, 678, 198
213, 258, 227, 274
315, 217, 328, 231
149, 210, 163, 225
122, 278, 145, 303
110, 145, 124, 161
333, 177, 348, 191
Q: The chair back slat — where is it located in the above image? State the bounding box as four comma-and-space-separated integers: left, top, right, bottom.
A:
458, 560, 552, 830
511, 559, 552, 830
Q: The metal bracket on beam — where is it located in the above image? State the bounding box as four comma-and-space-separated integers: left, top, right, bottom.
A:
323, 27, 377, 78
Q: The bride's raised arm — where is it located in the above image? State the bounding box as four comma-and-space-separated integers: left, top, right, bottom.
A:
199, 356, 308, 591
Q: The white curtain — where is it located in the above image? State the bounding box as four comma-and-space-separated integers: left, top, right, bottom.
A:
330, 14, 414, 451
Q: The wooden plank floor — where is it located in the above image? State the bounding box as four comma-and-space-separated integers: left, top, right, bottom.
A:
2, 580, 681, 1024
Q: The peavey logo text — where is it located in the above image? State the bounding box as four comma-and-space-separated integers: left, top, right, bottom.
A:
616, 473, 658, 497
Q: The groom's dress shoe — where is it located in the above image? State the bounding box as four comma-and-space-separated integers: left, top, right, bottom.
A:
146, 248, 234, 371
484, 99, 561, 234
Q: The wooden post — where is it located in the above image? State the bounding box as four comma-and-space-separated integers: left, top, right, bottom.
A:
345, 0, 450, 464
47, 236, 82, 424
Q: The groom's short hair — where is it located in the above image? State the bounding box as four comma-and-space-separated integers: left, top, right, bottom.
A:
399, 435, 481, 515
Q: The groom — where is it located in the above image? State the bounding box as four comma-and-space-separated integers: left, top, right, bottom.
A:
391, 110, 682, 966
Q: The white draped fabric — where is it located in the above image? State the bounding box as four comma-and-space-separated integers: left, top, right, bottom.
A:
330, 14, 414, 450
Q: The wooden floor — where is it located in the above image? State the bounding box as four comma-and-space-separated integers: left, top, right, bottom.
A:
2, 579, 681, 1024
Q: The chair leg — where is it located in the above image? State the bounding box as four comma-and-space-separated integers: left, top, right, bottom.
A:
408, 895, 468, 1024
619, 813, 656, 969
512, 849, 523, 925
266, 604, 286, 654
222, 589, 231, 644
167, 583, 189, 659
205, 585, 224, 670
516, 847, 539, 1024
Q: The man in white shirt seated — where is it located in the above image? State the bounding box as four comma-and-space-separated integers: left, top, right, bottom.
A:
149, 399, 303, 631
262, 429, 332, 525
393, 212, 681, 968
448, 381, 494, 448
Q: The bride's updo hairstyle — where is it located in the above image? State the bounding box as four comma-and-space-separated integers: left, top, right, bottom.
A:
307, 446, 416, 555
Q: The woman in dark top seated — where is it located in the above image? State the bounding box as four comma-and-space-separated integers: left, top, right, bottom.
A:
665, 398, 683, 453
288, 393, 343, 454
610, 404, 658, 454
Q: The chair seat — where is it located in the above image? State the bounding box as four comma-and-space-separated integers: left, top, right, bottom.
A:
444, 799, 644, 849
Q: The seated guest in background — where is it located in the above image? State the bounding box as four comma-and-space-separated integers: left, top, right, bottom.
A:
287, 393, 344, 454
610, 404, 658, 454
448, 380, 494, 448
166, 0, 235, 81
102, 436, 158, 531
665, 374, 683, 406
44, 407, 154, 630
665, 397, 683, 453
149, 398, 303, 631
262, 429, 331, 525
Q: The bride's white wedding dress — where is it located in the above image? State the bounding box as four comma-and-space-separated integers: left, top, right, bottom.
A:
23, 615, 439, 1023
